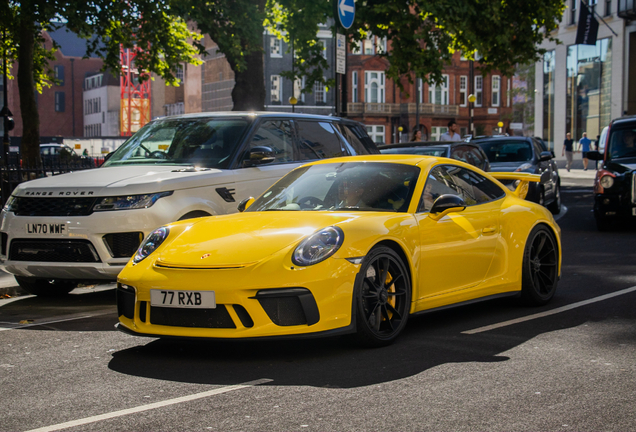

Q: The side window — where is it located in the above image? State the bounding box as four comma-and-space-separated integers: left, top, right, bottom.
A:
339, 123, 380, 154
248, 120, 295, 164
450, 146, 470, 164
418, 165, 504, 212
296, 121, 345, 160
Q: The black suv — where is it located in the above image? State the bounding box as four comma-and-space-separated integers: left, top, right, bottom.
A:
377, 141, 490, 172
587, 116, 636, 230
472, 136, 561, 214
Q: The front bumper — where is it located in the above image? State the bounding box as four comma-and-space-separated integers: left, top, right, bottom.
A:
593, 193, 636, 219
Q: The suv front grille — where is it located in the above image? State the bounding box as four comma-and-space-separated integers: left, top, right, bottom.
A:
10, 197, 98, 216
9, 239, 101, 262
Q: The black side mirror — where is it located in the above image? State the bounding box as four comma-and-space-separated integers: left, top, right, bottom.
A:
539, 151, 552, 161
237, 197, 255, 212
430, 194, 467, 218
243, 146, 275, 167
586, 150, 604, 161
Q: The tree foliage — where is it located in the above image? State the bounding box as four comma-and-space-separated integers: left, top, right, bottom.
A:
1, 0, 203, 166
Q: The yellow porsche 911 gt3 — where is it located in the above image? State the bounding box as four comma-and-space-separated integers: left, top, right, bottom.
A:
116, 155, 562, 346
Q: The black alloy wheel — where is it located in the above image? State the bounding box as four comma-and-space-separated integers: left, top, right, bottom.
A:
354, 246, 411, 347
520, 225, 558, 306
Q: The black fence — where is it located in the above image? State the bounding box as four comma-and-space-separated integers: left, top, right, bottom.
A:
1, 159, 103, 206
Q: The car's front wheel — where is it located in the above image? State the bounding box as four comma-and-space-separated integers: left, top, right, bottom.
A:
15, 277, 77, 297
353, 246, 411, 347
520, 225, 558, 306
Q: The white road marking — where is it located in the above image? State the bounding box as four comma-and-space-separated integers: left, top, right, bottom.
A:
462, 285, 636, 334
0, 311, 113, 331
23, 379, 273, 432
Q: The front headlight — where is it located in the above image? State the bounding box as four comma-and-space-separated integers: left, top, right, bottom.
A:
3, 196, 16, 213
292, 226, 344, 266
515, 163, 534, 172
600, 175, 614, 189
133, 227, 170, 264
93, 191, 173, 211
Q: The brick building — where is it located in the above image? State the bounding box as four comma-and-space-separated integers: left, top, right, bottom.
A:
1, 27, 104, 144
346, 37, 514, 144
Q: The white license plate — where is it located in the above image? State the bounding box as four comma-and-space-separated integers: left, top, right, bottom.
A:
25, 223, 67, 235
150, 289, 216, 309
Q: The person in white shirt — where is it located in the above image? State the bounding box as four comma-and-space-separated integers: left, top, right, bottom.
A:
440, 120, 462, 142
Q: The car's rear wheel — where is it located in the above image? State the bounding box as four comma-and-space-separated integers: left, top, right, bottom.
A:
547, 182, 561, 214
354, 246, 411, 347
15, 277, 77, 297
520, 225, 558, 306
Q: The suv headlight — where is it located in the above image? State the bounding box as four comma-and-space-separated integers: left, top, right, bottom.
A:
133, 227, 170, 264
600, 175, 614, 189
93, 192, 173, 211
292, 226, 344, 266
2, 196, 16, 213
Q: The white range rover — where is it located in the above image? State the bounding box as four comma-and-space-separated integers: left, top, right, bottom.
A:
0, 112, 379, 296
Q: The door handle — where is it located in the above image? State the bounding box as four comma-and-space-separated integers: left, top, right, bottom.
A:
482, 226, 496, 234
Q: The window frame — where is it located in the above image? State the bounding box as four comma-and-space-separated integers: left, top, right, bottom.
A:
475, 75, 483, 107
492, 75, 501, 107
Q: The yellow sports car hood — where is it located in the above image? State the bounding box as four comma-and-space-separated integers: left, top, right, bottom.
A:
156, 212, 357, 268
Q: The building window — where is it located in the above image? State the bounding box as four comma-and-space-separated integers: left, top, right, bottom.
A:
364, 71, 385, 103
175, 64, 184, 82
566, 38, 612, 148
270, 75, 281, 103
318, 40, 327, 59
364, 34, 374, 55
543, 50, 556, 151
430, 126, 448, 141
571, 0, 577, 24
492, 75, 500, 107
507, 78, 511, 107
55, 65, 65, 86
270, 37, 282, 58
55, 92, 65, 112
417, 78, 423, 104
351, 41, 361, 55
605, 0, 611, 16
378, 37, 387, 54
589, 0, 597, 14
365, 125, 385, 143
459, 76, 467, 106
294, 77, 306, 103
429, 74, 449, 105
314, 80, 326, 104
475, 75, 483, 107
352, 71, 358, 103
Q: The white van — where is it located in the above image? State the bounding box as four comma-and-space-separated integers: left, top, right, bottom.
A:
0, 112, 379, 295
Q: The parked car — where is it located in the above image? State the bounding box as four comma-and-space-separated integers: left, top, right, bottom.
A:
0, 112, 379, 296
377, 141, 490, 172
472, 136, 561, 214
587, 116, 636, 230
116, 155, 561, 346
40, 143, 95, 167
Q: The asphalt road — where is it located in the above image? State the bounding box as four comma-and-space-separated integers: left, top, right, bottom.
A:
1, 175, 635, 432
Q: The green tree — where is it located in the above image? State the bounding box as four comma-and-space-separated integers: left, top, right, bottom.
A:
0, 0, 203, 166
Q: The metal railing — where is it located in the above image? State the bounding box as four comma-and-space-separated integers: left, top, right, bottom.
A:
347, 102, 459, 116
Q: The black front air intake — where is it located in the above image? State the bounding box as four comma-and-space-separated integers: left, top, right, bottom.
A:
9, 239, 101, 262
252, 288, 320, 326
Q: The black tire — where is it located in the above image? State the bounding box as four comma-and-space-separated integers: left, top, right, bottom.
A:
520, 225, 559, 306
547, 182, 561, 214
353, 246, 411, 347
15, 277, 77, 297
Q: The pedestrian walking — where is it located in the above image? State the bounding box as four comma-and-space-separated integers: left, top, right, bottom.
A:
562, 132, 574, 172
440, 120, 462, 141
410, 128, 422, 142
578, 132, 592, 170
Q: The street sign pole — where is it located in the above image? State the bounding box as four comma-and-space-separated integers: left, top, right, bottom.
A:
333, 0, 354, 118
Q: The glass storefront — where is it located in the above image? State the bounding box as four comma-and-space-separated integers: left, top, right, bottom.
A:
543, 51, 556, 151
566, 38, 612, 142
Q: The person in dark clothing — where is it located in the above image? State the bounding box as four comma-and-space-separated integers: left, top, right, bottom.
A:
562, 132, 574, 172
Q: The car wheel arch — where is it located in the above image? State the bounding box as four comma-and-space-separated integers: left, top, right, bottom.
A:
178, 210, 212, 221
372, 239, 415, 302
525, 222, 561, 270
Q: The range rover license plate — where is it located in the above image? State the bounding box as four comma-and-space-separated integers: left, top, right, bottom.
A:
25, 223, 67, 235
150, 289, 216, 309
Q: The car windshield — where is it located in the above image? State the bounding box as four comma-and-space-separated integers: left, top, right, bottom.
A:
477, 141, 533, 163
247, 162, 420, 212
102, 118, 249, 168
379, 147, 447, 157
607, 126, 636, 160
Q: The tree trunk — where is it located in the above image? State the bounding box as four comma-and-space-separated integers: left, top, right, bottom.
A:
231, 49, 265, 111
17, 17, 41, 168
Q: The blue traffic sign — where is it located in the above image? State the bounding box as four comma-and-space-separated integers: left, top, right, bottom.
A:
336, 0, 355, 29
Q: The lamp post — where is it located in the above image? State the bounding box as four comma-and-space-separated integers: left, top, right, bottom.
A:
497, 121, 504, 134
468, 94, 476, 137
397, 125, 403, 143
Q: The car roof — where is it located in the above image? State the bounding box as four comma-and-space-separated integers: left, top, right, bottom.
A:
153, 111, 353, 123
610, 115, 636, 127
378, 141, 476, 150
471, 135, 532, 142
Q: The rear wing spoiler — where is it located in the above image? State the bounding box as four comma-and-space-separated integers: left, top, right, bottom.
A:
489, 172, 543, 200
